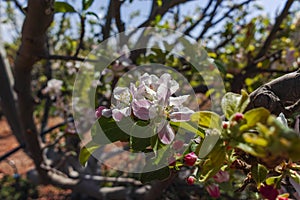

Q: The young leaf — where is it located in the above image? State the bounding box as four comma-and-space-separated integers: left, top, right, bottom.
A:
236, 143, 267, 157
240, 107, 270, 131
198, 129, 220, 158
243, 133, 268, 147
82, 0, 94, 11
92, 117, 130, 144
54, 2, 77, 13
170, 121, 205, 138
79, 142, 100, 166
199, 143, 226, 182
190, 111, 222, 130
251, 164, 268, 186
221, 91, 249, 119
266, 175, 282, 186
130, 136, 151, 152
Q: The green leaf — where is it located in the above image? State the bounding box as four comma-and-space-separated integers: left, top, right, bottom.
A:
265, 175, 282, 186
221, 91, 250, 119
290, 169, 300, 184
198, 129, 220, 158
243, 133, 268, 147
82, 0, 94, 10
79, 142, 100, 166
190, 111, 222, 130
130, 136, 151, 152
170, 121, 205, 138
150, 135, 170, 165
251, 164, 268, 186
236, 143, 267, 157
240, 107, 270, 131
140, 166, 170, 183
92, 117, 130, 144
85, 11, 100, 20
199, 143, 226, 182
214, 60, 226, 74
54, 2, 76, 13
129, 121, 154, 152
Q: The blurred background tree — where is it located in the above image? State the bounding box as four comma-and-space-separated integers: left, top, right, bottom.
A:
0, 0, 299, 199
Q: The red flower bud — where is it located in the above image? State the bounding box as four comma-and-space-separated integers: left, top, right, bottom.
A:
213, 170, 230, 183
233, 113, 244, 121
259, 184, 279, 200
222, 121, 229, 129
186, 176, 196, 185
277, 196, 289, 200
206, 184, 220, 198
184, 152, 197, 166
95, 106, 106, 118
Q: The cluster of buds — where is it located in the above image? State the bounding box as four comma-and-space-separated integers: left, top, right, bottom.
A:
222, 112, 244, 129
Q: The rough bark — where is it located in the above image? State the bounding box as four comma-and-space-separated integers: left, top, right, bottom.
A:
0, 39, 24, 144
246, 69, 300, 116
14, 0, 54, 182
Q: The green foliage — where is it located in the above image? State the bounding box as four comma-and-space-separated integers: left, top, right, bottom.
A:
79, 141, 100, 166
54, 2, 77, 13
0, 175, 38, 200
82, 0, 94, 11
92, 117, 130, 144
221, 90, 249, 119
190, 111, 222, 130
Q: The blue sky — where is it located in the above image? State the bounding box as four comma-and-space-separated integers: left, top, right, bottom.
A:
0, 0, 296, 43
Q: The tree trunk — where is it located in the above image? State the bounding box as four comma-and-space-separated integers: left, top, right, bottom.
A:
14, 0, 54, 182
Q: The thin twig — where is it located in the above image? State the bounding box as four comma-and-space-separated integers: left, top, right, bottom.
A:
74, 14, 86, 57
184, 0, 213, 36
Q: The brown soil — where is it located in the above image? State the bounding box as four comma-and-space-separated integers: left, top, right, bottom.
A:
0, 117, 72, 199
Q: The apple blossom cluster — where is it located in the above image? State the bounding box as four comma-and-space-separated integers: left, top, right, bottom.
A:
42, 78, 63, 99
96, 73, 194, 144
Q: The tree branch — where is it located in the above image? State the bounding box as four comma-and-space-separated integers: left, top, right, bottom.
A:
196, 0, 222, 41
74, 14, 86, 57
137, 0, 189, 28
231, 0, 295, 92
255, 0, 294, 60
246, 69, 300, 116
183, 0, 213, 36
102, 0, 114, 40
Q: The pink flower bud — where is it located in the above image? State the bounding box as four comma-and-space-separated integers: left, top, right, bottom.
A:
95, 106, 106, 118
206, 184, 220, 198
277, 196, 289, 200
184, 152, 197, 166
259, 184, 279, 200
213, 170, 230, 183
186, 176, 196, 185
233, 113, 244, 121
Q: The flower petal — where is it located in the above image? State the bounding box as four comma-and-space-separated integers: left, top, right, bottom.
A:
170, 107, 194, 122
157, 84, 171, 105
112, 107, 131, 121
132, 99, 151, 120
169, 79, 179, 94
158, 123, 175, 144
113, 87, 131, 104
170, 95, 190, 107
